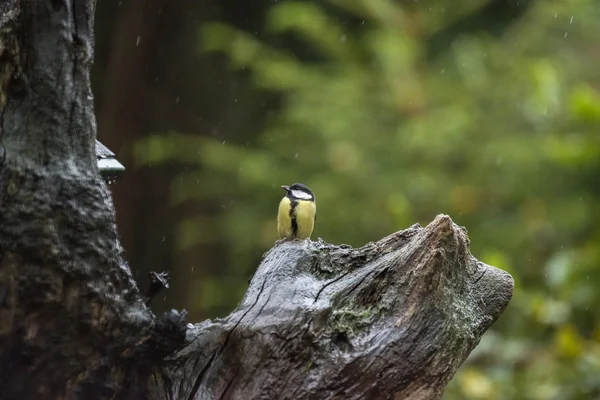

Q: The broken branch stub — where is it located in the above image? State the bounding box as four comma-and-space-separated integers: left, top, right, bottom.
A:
153, 214, 513, 400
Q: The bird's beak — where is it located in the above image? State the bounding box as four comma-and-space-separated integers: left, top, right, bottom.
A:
281, 185, 290, 191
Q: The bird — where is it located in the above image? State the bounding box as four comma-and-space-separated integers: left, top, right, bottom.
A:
277, 183, 316, 240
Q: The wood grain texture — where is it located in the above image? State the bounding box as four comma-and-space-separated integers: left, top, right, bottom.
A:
151, 215, 513, 400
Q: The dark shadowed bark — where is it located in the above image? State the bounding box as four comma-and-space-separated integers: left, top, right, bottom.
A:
0, 1, 513, 400
0, 1, 185, 399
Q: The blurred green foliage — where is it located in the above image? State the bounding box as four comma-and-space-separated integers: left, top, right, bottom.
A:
134, 0, 600, 398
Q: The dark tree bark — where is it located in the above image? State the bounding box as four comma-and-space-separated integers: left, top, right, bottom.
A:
0, 1, 513, 400
0, 1, 185, 399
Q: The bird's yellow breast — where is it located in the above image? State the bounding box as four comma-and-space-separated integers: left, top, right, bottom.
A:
277, 197, 294, 239
277, 197, 316, 239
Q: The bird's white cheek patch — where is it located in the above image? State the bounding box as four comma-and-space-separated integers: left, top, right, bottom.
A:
291, 190, 312, 200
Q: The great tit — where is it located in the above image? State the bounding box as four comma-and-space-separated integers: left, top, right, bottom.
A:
277, 183, 316, 240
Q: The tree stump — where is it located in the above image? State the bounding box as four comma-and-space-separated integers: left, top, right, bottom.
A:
150, 216, 513, 400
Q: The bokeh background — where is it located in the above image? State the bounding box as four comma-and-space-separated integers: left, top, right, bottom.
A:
93, 0, 600, 398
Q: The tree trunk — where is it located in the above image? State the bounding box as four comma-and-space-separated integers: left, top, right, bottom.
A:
0, 1, 185, 399
0, 1, 513, 400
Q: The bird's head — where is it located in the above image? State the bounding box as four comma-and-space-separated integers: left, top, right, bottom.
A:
282, 183, 315, 201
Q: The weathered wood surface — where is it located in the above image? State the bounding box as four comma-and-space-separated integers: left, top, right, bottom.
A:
151, 216, 513, 400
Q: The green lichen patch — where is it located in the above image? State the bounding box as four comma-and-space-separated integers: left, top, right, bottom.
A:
328, 304, 385, 340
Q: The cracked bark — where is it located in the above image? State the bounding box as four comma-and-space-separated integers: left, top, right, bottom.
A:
0, 1, 185, 399
0, 1, 513, 400
150, 217, 513, 400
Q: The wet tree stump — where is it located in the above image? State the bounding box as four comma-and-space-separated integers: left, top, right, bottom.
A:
150, 217, 513, 400
0, 1, 513, 399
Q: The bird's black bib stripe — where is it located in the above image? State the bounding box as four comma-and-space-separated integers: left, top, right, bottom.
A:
289, 198, 298, 237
